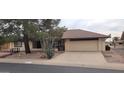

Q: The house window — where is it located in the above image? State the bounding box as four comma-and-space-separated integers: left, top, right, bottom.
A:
14, 42, 22, 47
32, 41, 42, 48
53, 41, 58, 48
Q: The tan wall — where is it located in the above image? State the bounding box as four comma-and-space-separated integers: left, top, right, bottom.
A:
1, 42, 15, 51
1, 43, 11, 49
65, 38, 106, 52
10, 42, 14, 49
98, 38, 105, 51
1, 41, 33, 51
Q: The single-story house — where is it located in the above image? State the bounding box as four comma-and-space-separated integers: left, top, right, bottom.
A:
0, 29, 109, 52
62, 29, 109, 52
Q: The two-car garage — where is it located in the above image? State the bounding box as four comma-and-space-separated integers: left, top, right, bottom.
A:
65, 39, 98, 52
62, 29, 109, 52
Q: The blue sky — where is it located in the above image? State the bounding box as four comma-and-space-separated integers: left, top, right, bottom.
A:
59, 19, 124, 37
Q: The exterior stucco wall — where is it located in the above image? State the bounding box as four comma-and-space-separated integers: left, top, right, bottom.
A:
65, 38, 106, 52
98, 38, 105, 51
1, 41, 34, 51
1, 43, 11, 49
65, 39, 70, 51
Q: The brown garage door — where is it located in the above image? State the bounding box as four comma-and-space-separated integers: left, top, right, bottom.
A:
67, 40, 98, 51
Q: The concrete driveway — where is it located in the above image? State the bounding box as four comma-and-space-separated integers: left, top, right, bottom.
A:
50, 52, 107, 68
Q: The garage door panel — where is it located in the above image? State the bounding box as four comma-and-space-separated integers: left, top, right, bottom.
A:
68, 40, 98, 51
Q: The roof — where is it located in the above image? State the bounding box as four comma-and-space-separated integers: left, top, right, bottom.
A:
121, 32, 124, 40
62, 29, 109, 39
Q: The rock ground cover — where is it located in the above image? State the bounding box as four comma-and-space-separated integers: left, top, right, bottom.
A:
102, 45, 124, 63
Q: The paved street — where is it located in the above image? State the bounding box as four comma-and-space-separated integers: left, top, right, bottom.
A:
0, 63, 124, 73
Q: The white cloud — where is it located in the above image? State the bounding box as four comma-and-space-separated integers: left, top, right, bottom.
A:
59, 19, 124, 37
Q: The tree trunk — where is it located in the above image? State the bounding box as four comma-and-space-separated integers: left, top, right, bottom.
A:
23, 33, 31, 54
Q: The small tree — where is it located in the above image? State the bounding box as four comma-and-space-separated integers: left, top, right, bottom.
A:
112, 37, 120, 48
0, 19, 39, 54
0, 33, 20, 50
37, 19, 62, 59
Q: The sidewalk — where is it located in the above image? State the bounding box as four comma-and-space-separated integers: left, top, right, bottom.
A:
0, 52, 124, 71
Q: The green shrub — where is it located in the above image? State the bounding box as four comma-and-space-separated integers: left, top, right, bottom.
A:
45, 48, 54, 59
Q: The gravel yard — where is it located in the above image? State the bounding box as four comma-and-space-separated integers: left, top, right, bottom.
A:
102, 45, 124, 63
5, 51, 63, 59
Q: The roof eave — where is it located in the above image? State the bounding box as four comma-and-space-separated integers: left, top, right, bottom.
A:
62, 36, 110, 39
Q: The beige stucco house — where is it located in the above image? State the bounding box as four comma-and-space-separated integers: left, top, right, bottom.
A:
62, 29, 109, 52
1, 29, 109, 52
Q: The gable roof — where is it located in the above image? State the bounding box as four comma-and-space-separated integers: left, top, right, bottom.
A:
121, 32, 124, 40
62, 29, 109, 39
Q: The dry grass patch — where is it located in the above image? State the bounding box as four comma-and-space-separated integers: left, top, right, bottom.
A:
5, 51, 63, 59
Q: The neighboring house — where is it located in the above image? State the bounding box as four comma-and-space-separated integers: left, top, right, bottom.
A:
120, 31, 124, 44
62, 29, 109, 52
113, 32, 124, 45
